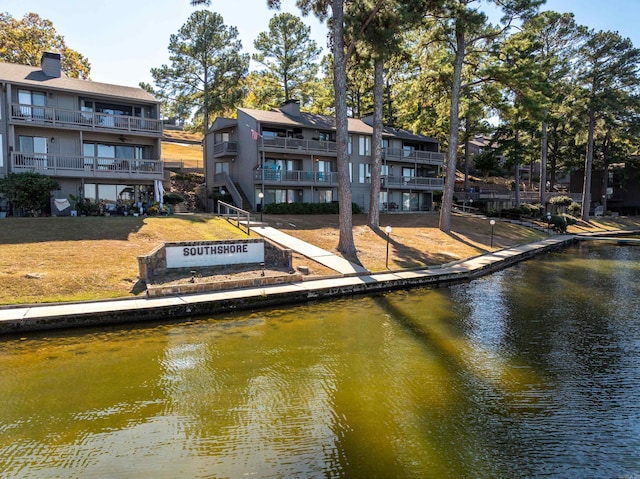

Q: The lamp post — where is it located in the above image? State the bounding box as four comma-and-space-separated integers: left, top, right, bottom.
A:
385, 225, 392, 269
258, 191, 264, 223
490, 219, 496, 248
546, 212, 552, 236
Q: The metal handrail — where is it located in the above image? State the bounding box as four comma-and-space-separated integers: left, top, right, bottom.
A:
217, 201, 251, 235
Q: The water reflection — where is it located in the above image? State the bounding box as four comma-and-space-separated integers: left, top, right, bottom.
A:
0, 243, 639, 478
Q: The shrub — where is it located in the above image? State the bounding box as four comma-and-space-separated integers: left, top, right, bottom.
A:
548, 214, 567, 232
568, 201, 581, 216
564, 214, 577, 226
0, 172, 60, 217
163, 192, 185, 205
146, 205, 160, 216
549, 195, 573, 207
263, 202, 362, 215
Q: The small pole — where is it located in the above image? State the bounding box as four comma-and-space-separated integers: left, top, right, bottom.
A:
490, 219, 496, 248
385, 225, 392, 269
258, 191, 264, 224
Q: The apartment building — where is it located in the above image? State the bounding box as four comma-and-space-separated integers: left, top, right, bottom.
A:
205, 100, 444, 213
0, 52, 163, 216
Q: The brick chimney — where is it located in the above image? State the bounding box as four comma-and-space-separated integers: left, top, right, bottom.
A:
280, 99, 300, 117
41, 52, 61, 78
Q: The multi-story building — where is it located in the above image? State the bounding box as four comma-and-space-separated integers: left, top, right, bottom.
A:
0, 52, 163, 216
205, 100, 444, 213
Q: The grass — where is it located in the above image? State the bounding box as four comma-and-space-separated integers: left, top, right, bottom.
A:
0, 215, 249, 305
1, 212, 638, 306
161, 142, 203, 169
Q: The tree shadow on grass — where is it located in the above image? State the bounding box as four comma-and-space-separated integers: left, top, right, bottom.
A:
368, 225, 476, 270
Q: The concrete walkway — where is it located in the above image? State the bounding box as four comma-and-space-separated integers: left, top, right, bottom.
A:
0, 233, 577, 335
253, 225, 368, 275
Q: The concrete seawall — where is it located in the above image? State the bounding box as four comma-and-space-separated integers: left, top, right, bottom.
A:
0, 235, 577, 335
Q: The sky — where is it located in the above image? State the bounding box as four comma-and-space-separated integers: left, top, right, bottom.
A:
2, 0, 640, 89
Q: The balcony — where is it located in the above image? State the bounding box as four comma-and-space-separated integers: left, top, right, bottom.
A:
212, 141, 237, 157
260, 137, 337, 155
10, 104, 163, 136
255, 168, 338, 185
11, 152, 164, 180
384, 148, 444, 165
383, 175, 444, 190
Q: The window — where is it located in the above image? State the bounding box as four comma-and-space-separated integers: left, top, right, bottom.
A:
348, 135, 353, 155
319, 190, 333, 203
359, 163, 371, 183
18, 135, 48, 168
19, 136, 47, 154
359, 136, 371, 156
266, 189, 300, 204
18, 89, 46, 118
84, 142, 147, 170
0, 134, 3, 167
379, 191, 388, 210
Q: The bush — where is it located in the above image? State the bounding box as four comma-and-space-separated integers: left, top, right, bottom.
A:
0, 172, 60, 216
163, 192, 185, 205
568, 201, 581, 216
550, 195, 573, 207
263, 202, 362, 215
548, 214, 567, 232
146, 205, 160, 216
564, 214, 577, 226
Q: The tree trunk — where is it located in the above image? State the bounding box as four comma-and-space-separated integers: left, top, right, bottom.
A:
514, 129, 521, 207
368, 58, 384, 229
332, 0, 356, 255
463, 113, 470, 192
601, 133, 610, 212
439, 18, 465, 233
581, 107, 595, 221
540, 120, 547, 207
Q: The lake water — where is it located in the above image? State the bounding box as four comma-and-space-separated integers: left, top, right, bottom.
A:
1, 242, 639, 478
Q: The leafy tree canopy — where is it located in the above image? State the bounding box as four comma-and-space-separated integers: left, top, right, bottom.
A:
0, 12, 91, 78
253, 12, 322, 105
149, 10, 249, 130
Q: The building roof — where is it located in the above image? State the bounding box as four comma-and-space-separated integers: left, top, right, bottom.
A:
236, 107, 439, 144
0, 61, 159, 104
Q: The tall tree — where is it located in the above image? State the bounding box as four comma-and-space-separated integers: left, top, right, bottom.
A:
515, 11, 586, 205
253, 12, 322, 105
433, 0, 542, 234
576, 30, 640, 221
269, 0, 357, 256
149, 10, 249, 131
0, 12, 91, 78
347, 0, 435, 229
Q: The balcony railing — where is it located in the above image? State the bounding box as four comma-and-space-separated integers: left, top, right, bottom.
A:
255, 168, 338, 184
260, 137, 338, 154
11, 152, 164, 179
383, 175, 444, 189
212, 141, 238, 157
10, 104, 163, 135
384, 148, 444, 164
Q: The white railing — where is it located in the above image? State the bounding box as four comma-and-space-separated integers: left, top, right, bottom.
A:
383, 175, 444, 189
11, 152, 163, 178
260, 137, 337, 153
254, 168, 338, 184
384, 148, 444, 164
10, 103, 162, 134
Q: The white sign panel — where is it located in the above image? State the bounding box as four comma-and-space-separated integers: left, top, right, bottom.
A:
166, 241, 264, 268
